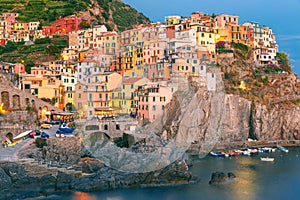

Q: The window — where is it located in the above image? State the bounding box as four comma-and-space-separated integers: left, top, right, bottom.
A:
152, 105, 156, 110
162, 105, 165, 110
153, 97, 155, 102
131, 84, 134, 89
24, 84, 30, 89
160, 97, 165, 102
78, 94, 81, 98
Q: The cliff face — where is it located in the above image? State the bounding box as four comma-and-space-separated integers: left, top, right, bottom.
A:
252, 103, 300, 141
220, 95, 251, 143
219, 95, 300, 144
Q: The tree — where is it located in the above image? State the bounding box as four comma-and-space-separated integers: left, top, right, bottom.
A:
25, 60, 34, 74
65, 102, 76, 111
79, 21, 91, 29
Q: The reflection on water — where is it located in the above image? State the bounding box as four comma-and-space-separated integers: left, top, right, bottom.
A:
65, 148, 300, 200
232, 158, 259, 200
73, 192, 96, 200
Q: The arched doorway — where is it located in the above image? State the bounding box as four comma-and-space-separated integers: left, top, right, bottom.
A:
6, 132, 13, 143
12, 94, 21, 110
1, 91, 10, 110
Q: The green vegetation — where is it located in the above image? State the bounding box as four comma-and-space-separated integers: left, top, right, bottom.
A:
276, 52, 292, 72
0, 35, 68, 73
293, 98, 300, 105
35, 137, 47, 148
232, 42, 249, 52
0, 0, 150, 31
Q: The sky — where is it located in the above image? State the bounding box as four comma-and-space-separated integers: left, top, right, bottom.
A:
122, 0, 300, 75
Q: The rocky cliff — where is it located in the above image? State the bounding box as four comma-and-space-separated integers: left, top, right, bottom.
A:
219, 94, 300, 144
0, 137, 197, 199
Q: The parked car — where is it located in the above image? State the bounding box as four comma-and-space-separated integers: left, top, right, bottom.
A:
41, 124, 52, 129
41, 132, 49, 139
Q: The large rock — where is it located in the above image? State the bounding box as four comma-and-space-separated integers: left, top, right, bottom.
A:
209, 171, 236, 185
0, 167, 12, 190
42, 137, 82, 164
1, 162, 26, 182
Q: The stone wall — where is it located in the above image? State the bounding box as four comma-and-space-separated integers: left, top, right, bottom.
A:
0, 74, 60, 113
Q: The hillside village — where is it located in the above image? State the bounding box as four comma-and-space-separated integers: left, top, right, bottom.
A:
0, 11, 297, 123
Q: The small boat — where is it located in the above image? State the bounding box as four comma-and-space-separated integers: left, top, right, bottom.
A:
210, 152, 226, 157
277, 145, 288, 153
261, 157, 274, 162
234, 149, 244, 154
58, 123, 76, 133
13, 130, 32, 140
243, 150, 251, 156
248, 148, 258, 155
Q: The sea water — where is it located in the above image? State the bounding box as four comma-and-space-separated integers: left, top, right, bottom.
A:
41, 147, 300, 200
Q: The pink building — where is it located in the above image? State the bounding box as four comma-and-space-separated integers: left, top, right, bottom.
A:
14, 63, 26, 74
137, 83, 173, 122
1, 13, 18, 23
143, 40, 167, 65
146, 60, 170, 82
166, 25, 176, 39
215, 14, 239, 28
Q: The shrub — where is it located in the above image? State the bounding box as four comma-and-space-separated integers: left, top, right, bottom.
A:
34, 37, 51, 45
35, 138, 47, 148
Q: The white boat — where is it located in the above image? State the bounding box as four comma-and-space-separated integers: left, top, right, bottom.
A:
261, 157, 274, 162
243, 150, 251, 156
13, 130, 32, 140
277, 145, 288, 153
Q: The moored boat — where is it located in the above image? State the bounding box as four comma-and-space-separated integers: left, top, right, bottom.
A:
243, 150, 251, 156
210, 152, 226, 157
260, 157, 274, 162
277, 145, 288, 153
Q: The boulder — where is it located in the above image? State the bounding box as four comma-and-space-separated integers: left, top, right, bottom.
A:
227, 172, 236, 179
209, 171, 227, 185
0, 167, 12, 190
209, 171, 236, 185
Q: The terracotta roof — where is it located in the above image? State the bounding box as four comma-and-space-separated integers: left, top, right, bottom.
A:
123, 77, 144, 84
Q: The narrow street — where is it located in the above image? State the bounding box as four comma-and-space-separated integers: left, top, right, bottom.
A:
0, 125, 60, 161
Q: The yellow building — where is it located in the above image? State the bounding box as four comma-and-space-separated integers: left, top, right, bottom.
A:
14, 22, 26, 31
122, 44, 144, 77
102, 31, 120, 55
215, 27, 230, 43
195, 27, 216, 53
165, 16, 181, 25
111, 87, 122, 113
121, 77, 149, 114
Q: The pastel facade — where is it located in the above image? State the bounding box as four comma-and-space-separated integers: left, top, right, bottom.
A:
137, 83, 173, 122
121, 77, 149, 113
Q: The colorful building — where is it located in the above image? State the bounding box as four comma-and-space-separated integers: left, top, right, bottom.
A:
137, 83, 173, 122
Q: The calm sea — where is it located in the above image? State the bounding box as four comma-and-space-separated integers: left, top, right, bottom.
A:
40, 147, 300, 200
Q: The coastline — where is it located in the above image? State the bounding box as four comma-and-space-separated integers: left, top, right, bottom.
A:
188, 140, 300, 155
